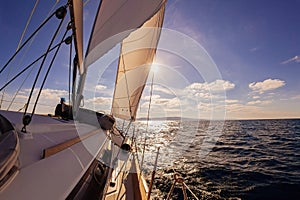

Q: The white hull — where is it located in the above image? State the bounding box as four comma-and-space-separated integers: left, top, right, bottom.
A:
0, 110, 108, 200
0, 110, 149, 200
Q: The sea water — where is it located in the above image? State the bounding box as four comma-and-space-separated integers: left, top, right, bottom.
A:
134, 119, 300, 199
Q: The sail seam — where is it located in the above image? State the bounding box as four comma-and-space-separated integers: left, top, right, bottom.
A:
120, 44, 133, 120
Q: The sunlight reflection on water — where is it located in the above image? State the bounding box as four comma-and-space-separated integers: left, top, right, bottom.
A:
129, 119, 300, 199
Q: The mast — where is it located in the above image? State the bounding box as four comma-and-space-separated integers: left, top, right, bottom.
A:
68, 0, 84, 116
68, 0, 83, 74
73, 0, 166, 116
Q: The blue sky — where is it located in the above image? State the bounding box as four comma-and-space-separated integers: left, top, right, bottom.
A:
0, 0, 299, 119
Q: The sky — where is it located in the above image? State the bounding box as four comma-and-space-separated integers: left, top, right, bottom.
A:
0, 0, 300, 119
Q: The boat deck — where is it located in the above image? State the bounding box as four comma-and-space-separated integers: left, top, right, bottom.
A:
0, 110, 108, 200
104, 159, 148, 200
0, 110, 149, 200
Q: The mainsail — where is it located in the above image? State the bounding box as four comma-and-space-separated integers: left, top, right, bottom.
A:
111, 4, 166, 121
78, 0, 166, 120
85, 0, 165, 68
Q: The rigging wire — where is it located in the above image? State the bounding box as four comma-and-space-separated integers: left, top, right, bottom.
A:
31, 24, 71, 116
83, 0, 91, 6
140, 72, 155, 172
0, 11, 56, 75
146, 73, 155, 131
22, 6, 68, 132
72, 55, 78, 106
138, 6, 164, 177
7, 64, 37, 111
17, 0, 40, 51
0, 0, 40, 108
0, 42, 63, 92
68, 34, 73, 106
18, 103, 28, 112
147, 147, 160, 200
3, 0, 60, 110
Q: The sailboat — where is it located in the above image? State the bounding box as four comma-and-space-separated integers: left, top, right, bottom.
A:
0, 0, 166, 199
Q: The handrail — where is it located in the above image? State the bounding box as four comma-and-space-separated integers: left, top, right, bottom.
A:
43, 129, 100, 158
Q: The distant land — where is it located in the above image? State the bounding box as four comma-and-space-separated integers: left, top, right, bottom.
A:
138, 117, 207, 121
137, 117, 300, 121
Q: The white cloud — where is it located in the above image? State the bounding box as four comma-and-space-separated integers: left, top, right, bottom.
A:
137, 80, 233, 119
165, 98, 181, 108
187, 79, 235, 92
225, 103, 246, 112
209, 80, 235, 91
95, 84, 107, 91
3, 88, 69, 114
17, 88, 68, 102
151, 97, 181, 108
281, 55, 300, 64
85, 97, 112, 105
195, 92, 211, 99
188, 82, 208, 91
142, 94, 161, 101
139, 96, 182, 119
249, 79, 285, 94
41, 89, 68, 100
197, 102, 213, 111
153, 85, 174, 95
247, 100, 272, 105
225, 99, 239, 104
183, 80, 235, 103
225, 103, 264, 119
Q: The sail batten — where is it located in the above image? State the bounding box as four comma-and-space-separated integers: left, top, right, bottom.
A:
111, 3, 166, 121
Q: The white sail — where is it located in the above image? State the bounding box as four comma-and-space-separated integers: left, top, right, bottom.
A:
75, 0, 166, 116
0, 0, 169, 199
85, 0, 165, 68
111, 3, 166, 121
70, 0, 84, 74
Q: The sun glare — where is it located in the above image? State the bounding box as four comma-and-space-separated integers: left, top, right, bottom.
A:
151, 63, 160, 74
